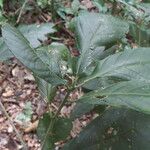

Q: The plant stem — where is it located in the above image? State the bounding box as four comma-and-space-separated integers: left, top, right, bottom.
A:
16, 0, 28, 24
41, 117, 55, 149
54, 89, 71, 118
41, 88, 72, 149
0, 99, 28, 150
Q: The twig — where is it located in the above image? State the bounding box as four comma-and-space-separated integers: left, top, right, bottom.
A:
54, 90, 71, 118
0, 97, 28, 150
16, 0, 28, 24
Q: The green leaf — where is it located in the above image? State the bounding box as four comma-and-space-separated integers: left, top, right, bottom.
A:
35, 76, 56, 102
79, 80, 150, 114
80, 48, 150, 84
37, 113, 53, 150
74, 12, 129, 75
2, 24, 66, 86
129, 23, 150, 47
36, 42, 70, 76
0, 37, 13, 61
18, 23, 56, 48
138, 2, 150, 15
63, 108, 150, 150
79, 45, 118, 78
71, 0, 80, 14
37, 114, 72, 149
83, 76, 121, 91
35, 76, 57, 102
0, 0, 3, 8
71, 102, 95, 120
0, 23, 56, 61
37, 0, 49, 8
92, 0, 107, 13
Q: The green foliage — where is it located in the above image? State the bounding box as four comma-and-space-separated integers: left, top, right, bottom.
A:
2, 24, 66, 85
74, 12, 128, 75
71, 102, 95, 120
92, 0, 107, 13
35, 76, 57, 102
80, 47, 150, 84
71, 0, 80, 14
63, 108, 150, 150
129, 23, 150, 47
36, 42, 70, 76
0, 38, 13, 61
0, 23, 57, 61
1, 2, 150, 148
0, 0, 3, 8
18, 23, 56, 48
37, 0, 49, 9
48, 0, 86, 21
37, 113, 72, 149
79, 80, 150, 114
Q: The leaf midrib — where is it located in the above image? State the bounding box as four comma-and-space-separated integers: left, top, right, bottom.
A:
77, 19, 102, 74
80, 58, 150, 86
95, 92, 150, 97
3, 25, 63, 82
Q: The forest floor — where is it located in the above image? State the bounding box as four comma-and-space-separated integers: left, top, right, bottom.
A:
0, 59, 93, 150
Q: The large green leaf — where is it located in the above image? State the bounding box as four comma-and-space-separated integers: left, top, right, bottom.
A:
37, 114, 72, 150
0, 23, 56, 61
138, 2, 150, 16
73, 77, 124, 119
72, 76, 118, 119
63, 108, 150, 150
80, 48, 150, 85
82, 76, 123, 91
79, 80, 150, 114
18, 23, 56, 48
2, 24, 66, 85
36, 42, 70, 76
74, 12, 129, 75
34, 43, 69, 101
0, 37, 13, 61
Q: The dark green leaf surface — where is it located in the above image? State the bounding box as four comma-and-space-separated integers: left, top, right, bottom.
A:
81, 48, 150, 84
0, 38, 13, 61
63, 108, 150, 150
2, 24, 65, 85
75, 12, 129, 74
36, 42, 70, 76
79, 80, 150, 114
37, 114, 72, 150
18, 23, 56, 48
83, 77, 120, 91
0, 23, 56, 61
37, 114, 53, 150
34, 76, 56, 102
71, 102, 95, 120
